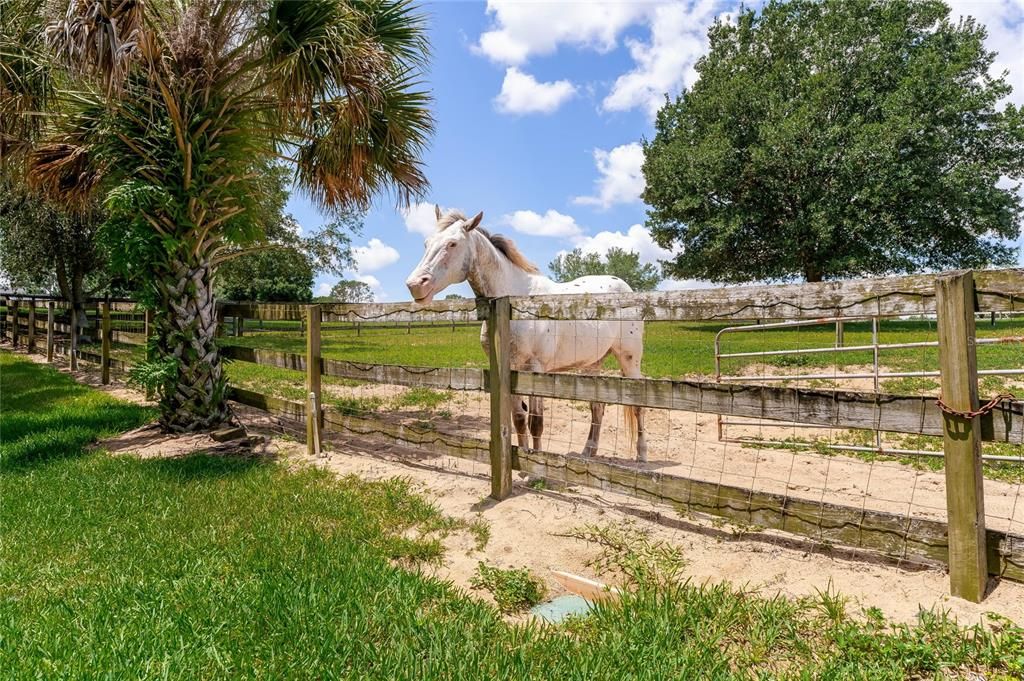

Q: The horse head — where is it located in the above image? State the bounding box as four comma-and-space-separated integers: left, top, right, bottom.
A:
405, 206, 483, 303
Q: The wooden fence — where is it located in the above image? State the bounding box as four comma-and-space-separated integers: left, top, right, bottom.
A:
3, 268, 1023, 602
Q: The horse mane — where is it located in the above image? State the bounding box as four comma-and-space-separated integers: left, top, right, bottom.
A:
437, 210, 540, 274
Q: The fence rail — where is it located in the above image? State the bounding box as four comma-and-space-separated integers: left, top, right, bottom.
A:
4, 267, 1024, 602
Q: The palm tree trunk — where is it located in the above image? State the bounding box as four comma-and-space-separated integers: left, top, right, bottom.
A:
153, 256, 231, 432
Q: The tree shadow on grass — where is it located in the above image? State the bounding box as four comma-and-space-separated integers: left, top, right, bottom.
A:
0, 404, 153, 472
141, 451, 271, 482
0, 354, 153, 472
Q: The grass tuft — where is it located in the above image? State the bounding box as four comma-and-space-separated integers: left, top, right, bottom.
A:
470, 563, 547, 614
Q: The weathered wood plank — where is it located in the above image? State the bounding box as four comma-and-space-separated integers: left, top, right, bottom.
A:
46, 302, 54, 362
100, 302, 111, 385
222, 345, 307, 371
936, 272, 988, 602
320, 298, 487, 324
218, 302, 306, 321
26, 303, 36, 352
510, 372, 1023, 444
322, 411, 490, 464
227, 386, 305, 420
509, 268, 1024, 321
488, 297, 513, 500
109, 330, 147, 345
322, 359, 487, 391
512, 448, 1024, 582
306, 305, 322, 457
222, 345, 489, 392
50, 340, 131, 374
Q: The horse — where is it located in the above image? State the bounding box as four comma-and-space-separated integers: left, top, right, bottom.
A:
405, 207, 647, 462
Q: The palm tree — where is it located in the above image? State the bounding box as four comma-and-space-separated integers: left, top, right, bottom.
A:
1, 0, 432, 431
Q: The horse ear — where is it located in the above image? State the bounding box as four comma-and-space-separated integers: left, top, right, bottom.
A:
434, 204, 442, 220
465, 211, 483, 231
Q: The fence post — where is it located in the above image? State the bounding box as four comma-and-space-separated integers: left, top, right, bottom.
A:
70, 305, 79, 370
487, 296, 513, 500
27, 298, 36, 353
46, 301, 55, 362
10, 298, 19, 348
935, 270, 988, 603
305, 305, 322, 457
100, 301, 111, 384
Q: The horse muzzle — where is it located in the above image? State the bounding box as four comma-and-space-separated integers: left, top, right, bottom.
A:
406, 274, 435, 304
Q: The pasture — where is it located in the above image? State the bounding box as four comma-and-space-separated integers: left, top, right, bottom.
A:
216, 315, 1023, 383
4, 351, 1024, 679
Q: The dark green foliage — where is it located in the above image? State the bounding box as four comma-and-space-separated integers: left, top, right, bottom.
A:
549, 247, 662, 291
218, 249, 315, 302
470, 562, 546, 613
328, 278, 374, 303
644, 0, 1024, 283
0, 188, 126, 308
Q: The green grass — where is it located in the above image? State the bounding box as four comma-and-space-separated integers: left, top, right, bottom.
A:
470, 563, 547, 613
95, 316, 1022, 390
2, 351, 1024, 678
217, 316, 1023, 382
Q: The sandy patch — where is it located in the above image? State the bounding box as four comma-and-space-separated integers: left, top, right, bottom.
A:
284, 437, 1024, 628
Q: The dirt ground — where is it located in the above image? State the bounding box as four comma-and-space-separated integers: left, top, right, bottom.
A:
269, 425, 1024, 629
20, 350, 1024, 628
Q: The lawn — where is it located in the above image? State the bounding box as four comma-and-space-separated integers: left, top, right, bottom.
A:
216, 316, 1023, 381
2, 350, 1024, 679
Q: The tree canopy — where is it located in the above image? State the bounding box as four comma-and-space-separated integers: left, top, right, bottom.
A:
327, 280, 375, 304
548, 248, 662, 291
643, 0, 1024, 283
0, 0, 432, 431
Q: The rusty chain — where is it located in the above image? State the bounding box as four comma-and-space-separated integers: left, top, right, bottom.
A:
935, 392, 1018, 420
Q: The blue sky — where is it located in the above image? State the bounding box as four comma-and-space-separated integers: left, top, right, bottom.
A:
286, 0, 1024, 303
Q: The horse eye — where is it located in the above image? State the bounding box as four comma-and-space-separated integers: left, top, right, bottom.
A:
447, 242, 456, 249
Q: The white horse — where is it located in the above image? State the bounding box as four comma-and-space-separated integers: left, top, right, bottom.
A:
405, 207, 647, 462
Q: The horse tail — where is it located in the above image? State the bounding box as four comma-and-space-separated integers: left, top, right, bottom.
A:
624, 405, 638, 448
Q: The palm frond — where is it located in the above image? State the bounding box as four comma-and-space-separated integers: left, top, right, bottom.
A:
45, 0, 144, 91
350, 0, 430, 69
0, 0, 53, 163
292, 69, 432, 210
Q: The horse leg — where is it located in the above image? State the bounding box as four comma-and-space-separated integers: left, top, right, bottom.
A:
512, 397, 530, 452
613, 343, 648, 463
528, 396, 544, 452
582, 402, 605, 457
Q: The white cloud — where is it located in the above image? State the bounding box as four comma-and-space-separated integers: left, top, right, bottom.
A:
658, 278, 710, 291
603, 1, 719, 118
571, 223, 676, 265
945, 1, 1024, 105
573, 143, 646, 209
475, 1, 650, 65
401, 202, 441, 237
353, 274, 382, 289
502, 209, 584, 239
351, 238, 399, 273
494, 67, 577, 114
313, 274, 385, 301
